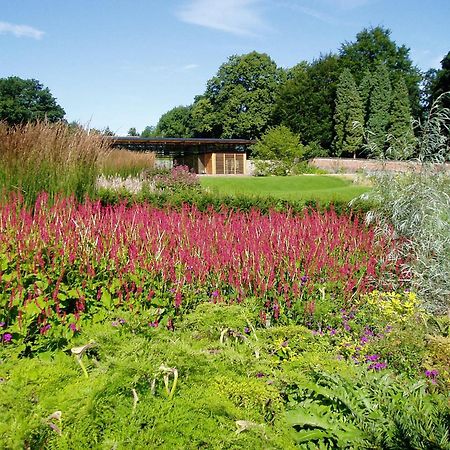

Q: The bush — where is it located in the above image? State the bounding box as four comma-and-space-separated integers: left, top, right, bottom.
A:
0, 121, 110, 205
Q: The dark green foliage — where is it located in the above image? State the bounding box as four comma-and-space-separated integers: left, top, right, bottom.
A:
333, 69, 364, 157
430, 52, 450, 110
358, 70, 374, 128
127, 127, 139, 136
274, 55, 341, 150
141, 125, 157, 137
339, 26, 421, 118
0, 76, 65, 125
367, 65, 392, 157
387, 77, 415, 159
154, 105, 193, 137
192, 52, 285, 139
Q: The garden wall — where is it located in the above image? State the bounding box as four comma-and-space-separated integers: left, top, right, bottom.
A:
310, 157, 450, 174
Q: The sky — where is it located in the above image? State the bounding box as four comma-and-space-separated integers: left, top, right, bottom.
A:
1, 0, 449, 134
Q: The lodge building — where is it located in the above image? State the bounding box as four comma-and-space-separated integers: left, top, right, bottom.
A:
109, 137, 255, 175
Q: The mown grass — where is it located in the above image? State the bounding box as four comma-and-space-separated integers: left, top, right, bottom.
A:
200, 175, 370, 202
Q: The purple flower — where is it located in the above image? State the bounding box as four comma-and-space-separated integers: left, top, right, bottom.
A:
148, 321, 159, 328
211, 290, 219, 297
328, 328, 337, 336
40, 324, 51, 334
368, 361, 387, 371
360, 336, 369, 344
255, 372, 265, 378
111, 321, 119, 327
365, 354, 379, 362
301, 275, 308, 284
425, 369, 439, 383
281, 340, 289, 348
0, 322, 5, 328
118, 318, 126, 324
69, 323, 78, 332
2, 333, 12, 343
244, 327, 251, 335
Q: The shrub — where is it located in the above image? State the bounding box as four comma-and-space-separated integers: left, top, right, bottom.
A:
0, 121, 110, 205
251, 125, 324, 176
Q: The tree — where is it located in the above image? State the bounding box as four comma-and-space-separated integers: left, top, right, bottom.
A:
274, 54, 342, 150
141, 125, 157, 138
0, 76, 65, 125
430, 51, 450, 109
387, 77, 415, 159
359, 70, 374, 127
190, 96, 219, 137
333, 69, 364, 157
127, 127, 139, 136
102, 126, 115, 136
196, 51, 284, 139
339, 26, 421, 117
154, 105, 192, 138
366, 65, 392, 157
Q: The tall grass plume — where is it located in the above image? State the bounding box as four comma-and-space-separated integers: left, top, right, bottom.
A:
0, 121, 110, 205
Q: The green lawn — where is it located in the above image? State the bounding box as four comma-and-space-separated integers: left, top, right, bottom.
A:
200, 175, 370, 202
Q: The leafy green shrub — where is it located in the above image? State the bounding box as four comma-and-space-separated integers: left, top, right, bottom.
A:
284, 369, 450, 449
251, 125, 325, 176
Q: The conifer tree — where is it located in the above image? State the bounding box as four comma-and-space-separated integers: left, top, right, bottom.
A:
358, 70, 374, 127
387, 77, 415, 159
333, 69, 364, 157
367, 64, 392, 158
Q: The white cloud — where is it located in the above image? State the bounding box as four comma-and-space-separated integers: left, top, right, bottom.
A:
181, 63, 199, 70
0, 21, 45, 39
176, 0, 266, 36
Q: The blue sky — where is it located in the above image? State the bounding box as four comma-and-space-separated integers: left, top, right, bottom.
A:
1, 0, 449, 134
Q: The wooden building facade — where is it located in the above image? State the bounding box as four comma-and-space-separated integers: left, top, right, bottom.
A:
109, 137, 253, 175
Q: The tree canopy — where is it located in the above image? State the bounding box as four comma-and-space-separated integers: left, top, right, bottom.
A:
0, 76, 65, 125
274, 54, 341, 149
193, 52, 285, 139
339, 26, 421, 117
154, 105, 192, 138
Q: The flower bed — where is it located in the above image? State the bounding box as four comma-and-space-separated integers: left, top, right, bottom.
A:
0, 194, 404, 352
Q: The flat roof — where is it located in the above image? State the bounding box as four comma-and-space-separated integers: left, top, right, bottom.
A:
108, 136, 256, 156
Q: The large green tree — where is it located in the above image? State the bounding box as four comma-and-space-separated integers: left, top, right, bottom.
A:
193, 51, 284, 139
333, 69, 364, 157
339, 26, 421, 117
274, 54, 342, 150
154, 105, 192, 138
0, 76, 65, 125
429, 51, 450, 109
366, 64, 392, 157
387, 77, 415, 159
